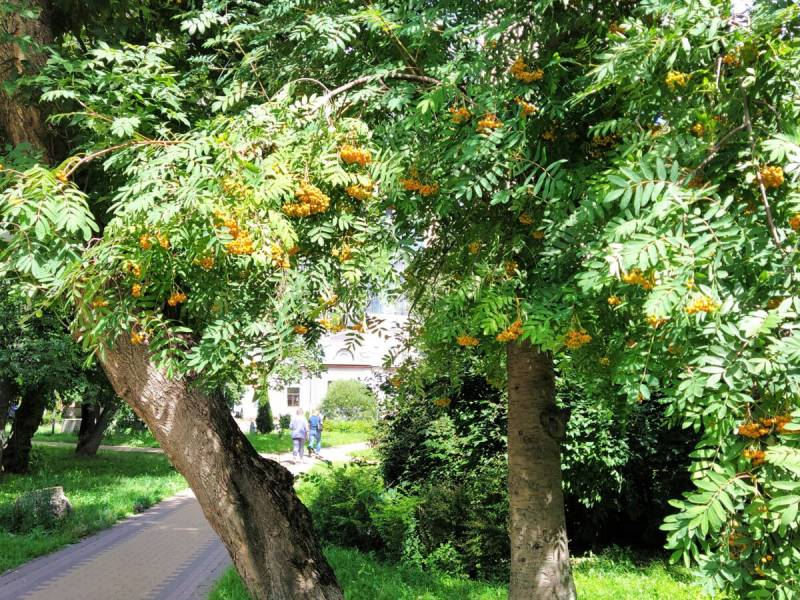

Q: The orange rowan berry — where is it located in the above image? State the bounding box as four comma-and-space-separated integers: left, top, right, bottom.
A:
339, 144, 372, 167
496, 320, 523, 343
167, 291, 187, 307
456, 334, 480, 347
759, 165, 784, 189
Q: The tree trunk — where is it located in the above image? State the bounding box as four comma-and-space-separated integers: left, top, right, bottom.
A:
75, 399, 118, 457
507, 340, 576, 600
100, 335, 343, 600
0, 0, 54, 155
0, 377, 20, 468
2, 386, 48, 474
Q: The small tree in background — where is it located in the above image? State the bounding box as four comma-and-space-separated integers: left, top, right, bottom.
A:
255, 388, 273, 435
321, 380, 377, 422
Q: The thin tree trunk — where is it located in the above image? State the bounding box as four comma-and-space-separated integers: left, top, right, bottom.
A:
100, 335, 343, 600
75, 399, 118, 457
507, 340, 576, 600
2, 386, 48, 474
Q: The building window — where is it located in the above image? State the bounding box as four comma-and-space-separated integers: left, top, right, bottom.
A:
287, 387, 300, 407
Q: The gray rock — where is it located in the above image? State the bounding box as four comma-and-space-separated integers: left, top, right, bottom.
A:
12, 486, 72, 531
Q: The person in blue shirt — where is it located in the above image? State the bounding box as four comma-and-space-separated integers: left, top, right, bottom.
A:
308, 410, 323, 456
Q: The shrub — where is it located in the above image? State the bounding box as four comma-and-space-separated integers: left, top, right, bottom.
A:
320, 380, 377, 421
255, 390, 273, 434
297, 464, 416, 559
278, 414, 291, 431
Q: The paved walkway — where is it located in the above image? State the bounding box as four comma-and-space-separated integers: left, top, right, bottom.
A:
0, 442, 368, 600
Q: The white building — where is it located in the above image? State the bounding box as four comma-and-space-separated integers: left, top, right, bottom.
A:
233, 300, 408, 429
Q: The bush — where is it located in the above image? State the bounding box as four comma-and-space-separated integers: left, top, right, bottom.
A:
255, 391, 273, 434
278, 414, 291, 431
297, 464, 416, 560
320, 380, 377, 421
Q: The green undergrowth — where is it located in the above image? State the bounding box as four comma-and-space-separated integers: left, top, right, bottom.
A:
0, 445, 186, 573
209, 546, 705, 600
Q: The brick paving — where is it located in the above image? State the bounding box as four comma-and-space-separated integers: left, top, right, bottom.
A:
0, 442, 368, 600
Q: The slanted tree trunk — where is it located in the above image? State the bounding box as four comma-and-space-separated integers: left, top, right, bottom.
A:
2, 386, 49, 473
100, 335, 342, 600
75, 398, 118, 457
507, 340, 576, 600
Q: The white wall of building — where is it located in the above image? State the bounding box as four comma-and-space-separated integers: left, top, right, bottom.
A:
233, 309, 407, 429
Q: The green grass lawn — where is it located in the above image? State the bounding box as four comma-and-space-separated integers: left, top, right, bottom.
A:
209, 546, 704, 600
33, 426, 370, 453
0, 445, 186, 573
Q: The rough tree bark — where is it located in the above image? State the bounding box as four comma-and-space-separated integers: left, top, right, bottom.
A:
0, 0, 53, 154
75, 398, 119, 457
0, 377, 20, 468
2, 386, 48, 473
100, 335, 343, 600
507, 340, 576, 600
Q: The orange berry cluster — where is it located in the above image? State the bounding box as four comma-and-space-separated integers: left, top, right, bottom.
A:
598, 356, 611, 366
449, 107, 472, 124
690, 123, 705, 137
167, 291, 187, 307
759, 165, 784, 189
646, 315, 668, 329
350, 322, 365, 333
91, 298, 109, 309
283, 182, 331, 217
400, 177, 439, 196
139, 234, 152, 250
468, 241, 481, 255
131, 284, 143, 298
197, 255, 215, 270
541, 129, 556, 141
591, 134, 618, 148
686, 294, 718, 314
743, 448, 766, 465
270, 242, 291, 269
130, 330, 146, 345
505, 260, 518, 276
433, 397, 452, 407
565, 329, 592, 349
515, 98, 537, 116
665, 70, 690, 90
496, 320, 523, 343
332, 243, 353, 263
738, 415, 793, 438
477, 113, 503, 133
509, 57, 544, 83
156, 233, 170, 249
531, 230, 545, 240
293, 325, 309, 335
216, 213, 254, 255
128, 262, 142, 278
519, 213, 534, 225
226, 232, 254, 255
339, 144, 372, 167
788, 214, 800, 231
456, 334, 480, 347
345, 183, 373, 201
608, 295, 622, 306
722, 52, 740, 66
622, 268, 654, 290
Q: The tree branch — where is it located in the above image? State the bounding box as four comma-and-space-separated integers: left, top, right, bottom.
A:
741, 85, 786, 255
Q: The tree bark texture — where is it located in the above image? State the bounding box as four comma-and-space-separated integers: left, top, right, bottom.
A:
507, 341, 576, 600
0, 0, 53, 155
0, 377, 20, 468
2, 385, 48, 473
75, 398, 118, 457
100, 335, 343, 600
